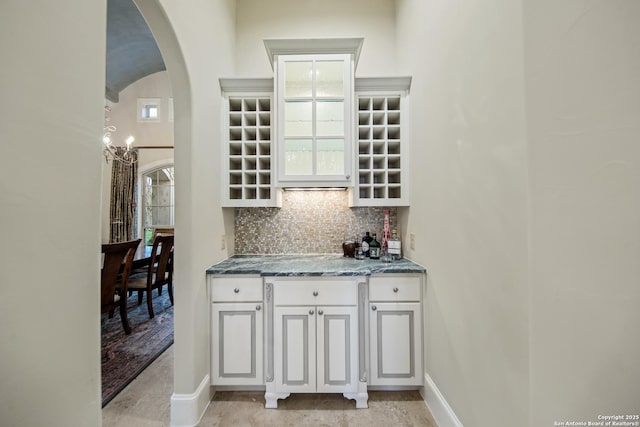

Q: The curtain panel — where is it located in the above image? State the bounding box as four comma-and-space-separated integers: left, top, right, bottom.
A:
109, 148, 138, 243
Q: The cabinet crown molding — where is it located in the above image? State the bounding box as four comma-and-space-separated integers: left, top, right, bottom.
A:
219, 78, 273, 93
263, 37, 364, 70
355, 76, 412, 93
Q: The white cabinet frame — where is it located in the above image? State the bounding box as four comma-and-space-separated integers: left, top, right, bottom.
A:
219, 78, 282, 207
351, 77, 412, 207
275, 54, 354, 187
210, 276, 265, 387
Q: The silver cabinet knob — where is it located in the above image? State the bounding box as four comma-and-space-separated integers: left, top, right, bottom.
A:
371, 305, 377, 311
234, 288, 240, 293
309, 309, 315, 315
313, 291, 319, 297
393, 287, 399, 293
318, 310, 324, 315
256, 305, 261, 311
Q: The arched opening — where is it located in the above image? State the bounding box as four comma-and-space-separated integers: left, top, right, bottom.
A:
101, 0, 192, 414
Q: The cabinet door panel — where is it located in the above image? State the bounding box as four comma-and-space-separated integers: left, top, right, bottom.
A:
212, 302, 263, 385
369, 302, 422, 386
317, 306, 357, 393
274, 306, 316, 392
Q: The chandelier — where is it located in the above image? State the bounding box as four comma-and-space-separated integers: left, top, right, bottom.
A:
103, 105, 137, 165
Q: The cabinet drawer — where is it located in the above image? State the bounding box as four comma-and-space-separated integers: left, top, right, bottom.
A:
211, 277, 263, 302
271, 278, 359, 306
369, 276, 421, 302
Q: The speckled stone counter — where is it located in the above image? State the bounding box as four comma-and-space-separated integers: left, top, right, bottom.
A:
207, 255, 426, 277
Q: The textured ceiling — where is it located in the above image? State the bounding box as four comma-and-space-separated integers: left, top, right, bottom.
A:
106, 0, 165, 102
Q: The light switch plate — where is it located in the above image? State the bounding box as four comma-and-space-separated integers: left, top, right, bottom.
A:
221, 235, 226, 250
410, 233, 416, 250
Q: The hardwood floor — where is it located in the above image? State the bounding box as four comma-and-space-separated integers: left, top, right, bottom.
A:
102, 346, 437, 427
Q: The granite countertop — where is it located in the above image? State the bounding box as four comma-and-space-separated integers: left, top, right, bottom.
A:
207, 255, 426, 277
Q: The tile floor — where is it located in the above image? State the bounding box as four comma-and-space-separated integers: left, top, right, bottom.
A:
103, 346, 437, 427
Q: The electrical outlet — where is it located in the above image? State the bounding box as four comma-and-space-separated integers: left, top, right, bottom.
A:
410, 233, 416, 250
221, 235, 226, 250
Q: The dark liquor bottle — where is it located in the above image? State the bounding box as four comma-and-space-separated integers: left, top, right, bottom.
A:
362, 232, 372, 257
369, 233, 381, 259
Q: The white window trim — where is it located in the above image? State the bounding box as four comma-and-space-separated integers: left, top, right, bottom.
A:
137, 98, 161, 123
137, 161, 175, 241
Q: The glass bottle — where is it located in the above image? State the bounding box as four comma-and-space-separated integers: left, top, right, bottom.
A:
361, 232, 372, 257
369, 233, 381, 259
388, 228, 402, 260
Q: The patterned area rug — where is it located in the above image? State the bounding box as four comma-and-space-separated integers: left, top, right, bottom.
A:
101, 291, 174, 407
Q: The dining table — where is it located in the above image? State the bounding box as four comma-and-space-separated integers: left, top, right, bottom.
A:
132, 244, 153, 270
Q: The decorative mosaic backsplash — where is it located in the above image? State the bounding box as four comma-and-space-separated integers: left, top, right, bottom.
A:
235, 190, 397, 255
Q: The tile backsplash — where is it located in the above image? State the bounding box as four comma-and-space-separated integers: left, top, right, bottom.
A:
235, 190, 397, 255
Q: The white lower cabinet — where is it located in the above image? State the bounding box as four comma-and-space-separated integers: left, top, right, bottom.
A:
274, 305, 357, 392
208, 272, 425, 408
210, 276, 264, 386
265, 277, 368, 409
368, 275, 423, 386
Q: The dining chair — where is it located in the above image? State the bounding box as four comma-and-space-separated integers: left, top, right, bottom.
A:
130, 227, 174, 276
101, 239, 141, 335
126, 233, 174, 319
153, 227, 174, 237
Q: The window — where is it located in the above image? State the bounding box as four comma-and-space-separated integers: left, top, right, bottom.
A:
142, 166, 174, 245
138, 98, 161, 122
276, 54, 352, 185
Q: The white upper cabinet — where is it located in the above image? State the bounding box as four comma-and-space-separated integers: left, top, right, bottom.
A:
276, 54, 353, 186
220, 38, 412, 205
219, 78, 281, 208
351, 77, 411, 207
267, 38, 363, 188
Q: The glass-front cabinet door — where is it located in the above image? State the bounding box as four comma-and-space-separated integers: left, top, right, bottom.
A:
276, 54, 353, 187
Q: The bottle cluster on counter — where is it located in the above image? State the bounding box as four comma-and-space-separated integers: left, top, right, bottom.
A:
345, 209, 402, 261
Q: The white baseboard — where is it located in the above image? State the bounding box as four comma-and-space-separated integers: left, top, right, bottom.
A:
170, 374, 212, 427
421, 373, 464, 427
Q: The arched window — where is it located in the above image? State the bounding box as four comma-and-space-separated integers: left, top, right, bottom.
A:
142, 165, 174, 245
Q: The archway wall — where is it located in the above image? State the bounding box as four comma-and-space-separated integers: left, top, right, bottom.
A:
133, 0, 236, 408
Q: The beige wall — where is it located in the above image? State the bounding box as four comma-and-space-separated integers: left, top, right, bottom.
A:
525, 1, 640, 425
235, 0, 397, 77
397, 0, 640, 426
0, 1, 105, 426
396, 0, 530, 426
109, 70, 174, 147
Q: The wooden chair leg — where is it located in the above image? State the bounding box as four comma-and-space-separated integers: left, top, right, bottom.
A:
108, 309, 115, 318
168, 283, 174, 305
158, 286, 162, 296
119, 301, 131, 335
137, 290, 143, 305
147, 288, 155, 319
